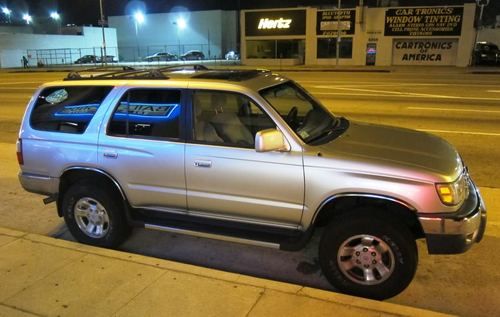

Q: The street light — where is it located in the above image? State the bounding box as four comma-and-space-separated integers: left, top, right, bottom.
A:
132, 10, 145, 59
22, 13, 32, 25
133, 11, 145, 26
1, 7, 11, 23
176, 17, 187, 30
50, 12, 60, 20
50, 11, 61, 34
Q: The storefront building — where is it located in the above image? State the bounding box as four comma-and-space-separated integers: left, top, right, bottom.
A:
241, 3, 476, 67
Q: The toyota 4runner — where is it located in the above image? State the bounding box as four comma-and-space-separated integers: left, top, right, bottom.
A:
17, 66, 486, 300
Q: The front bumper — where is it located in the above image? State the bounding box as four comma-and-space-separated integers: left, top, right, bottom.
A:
418, 182, 487, 254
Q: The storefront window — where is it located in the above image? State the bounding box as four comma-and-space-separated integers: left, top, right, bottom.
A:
246, 40, 304, 59
317, 38, 353, 59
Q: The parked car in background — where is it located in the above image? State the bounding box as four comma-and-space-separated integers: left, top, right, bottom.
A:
225, 51, 240, 60
144, 52, 177, 62
180, 50, 205, 60
97, 55, 117, 63
74, 55, 116, 64
74, 55, 98, 64
473, 42, 500, 65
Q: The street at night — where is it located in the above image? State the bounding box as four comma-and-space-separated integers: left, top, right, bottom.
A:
0, 68, 498, 316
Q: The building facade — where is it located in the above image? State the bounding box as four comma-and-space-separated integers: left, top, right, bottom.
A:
241, 3, 478, 67
108, 10, 238, 62
0, 26, 118, 68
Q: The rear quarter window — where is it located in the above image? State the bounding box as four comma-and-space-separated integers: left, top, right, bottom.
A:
30, 86, 113, 134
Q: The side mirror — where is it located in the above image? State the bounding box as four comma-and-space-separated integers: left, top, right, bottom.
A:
255, 129, 290, 152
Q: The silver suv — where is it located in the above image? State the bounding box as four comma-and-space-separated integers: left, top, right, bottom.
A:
18, 67, 486, 300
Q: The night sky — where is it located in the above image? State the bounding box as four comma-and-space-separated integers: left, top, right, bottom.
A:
1, 0, 497, 26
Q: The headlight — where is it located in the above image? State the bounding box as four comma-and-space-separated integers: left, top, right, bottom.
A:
436, 173, 468, 206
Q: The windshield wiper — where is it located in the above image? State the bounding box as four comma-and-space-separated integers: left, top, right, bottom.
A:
307, 117, 349, 144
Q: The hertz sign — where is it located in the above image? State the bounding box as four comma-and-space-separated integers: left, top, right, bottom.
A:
246, 10, 306, 36
258, 18, 292, 30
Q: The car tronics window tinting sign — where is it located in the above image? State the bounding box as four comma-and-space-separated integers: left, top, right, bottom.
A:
384, 7, 463, 37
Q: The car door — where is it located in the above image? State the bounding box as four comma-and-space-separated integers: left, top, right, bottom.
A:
185, 90, 304, 227
98, 87, 187, 211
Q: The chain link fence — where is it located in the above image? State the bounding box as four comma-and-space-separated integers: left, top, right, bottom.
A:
26, 43, 226, 66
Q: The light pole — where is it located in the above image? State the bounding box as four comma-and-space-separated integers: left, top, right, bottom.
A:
1, 7, 12, 23
174, 17, 187, 57
133, 11, 145, 60
99, 0, 107, 66
336, 0, 341, 67
50, 11, 61, 34
472, 0, 490, 65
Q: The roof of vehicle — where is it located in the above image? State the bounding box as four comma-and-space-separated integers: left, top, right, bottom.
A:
45, 66, 290, 92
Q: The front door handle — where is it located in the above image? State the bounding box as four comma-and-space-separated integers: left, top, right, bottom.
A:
194, 160, 212, 168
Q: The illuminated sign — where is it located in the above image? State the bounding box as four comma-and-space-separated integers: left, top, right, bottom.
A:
113, 102, 180, 123
54, 102, 180, 123
245, 10, 306, 36
258, 18, 292, 30
55, 104, 100, 117
317, 9, 356, 36
385, 7, 463, 36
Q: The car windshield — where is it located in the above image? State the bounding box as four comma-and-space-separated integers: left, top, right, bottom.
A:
260, 81, 345, 144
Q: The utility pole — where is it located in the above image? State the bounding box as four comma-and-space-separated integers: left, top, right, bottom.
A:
472, 0, 490, 65
336, 0, 341, 67
99, 0, 107, 66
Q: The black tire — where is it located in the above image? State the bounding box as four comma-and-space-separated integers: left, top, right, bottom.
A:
62, 182, 130, 248
319, 207, 418, 300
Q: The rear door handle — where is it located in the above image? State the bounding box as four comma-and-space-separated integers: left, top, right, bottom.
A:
103, 152, 118, 159
194, 160, 212, 168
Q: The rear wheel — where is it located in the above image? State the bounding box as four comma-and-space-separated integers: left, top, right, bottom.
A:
62, 182, 130, 248
319, 207, 418, 300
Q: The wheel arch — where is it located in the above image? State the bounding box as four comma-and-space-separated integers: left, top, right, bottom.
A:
312, 193, 425, 239
57, 167, 128, 217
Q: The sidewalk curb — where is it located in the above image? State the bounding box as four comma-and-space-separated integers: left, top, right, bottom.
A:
0, 226, 453, 317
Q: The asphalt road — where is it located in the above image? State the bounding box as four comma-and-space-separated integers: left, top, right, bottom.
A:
0, 69, 499, 316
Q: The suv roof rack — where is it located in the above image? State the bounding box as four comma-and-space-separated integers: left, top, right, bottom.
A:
64, 64, 210, 81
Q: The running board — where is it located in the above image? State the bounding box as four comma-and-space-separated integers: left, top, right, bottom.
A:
145, 223, 281, 249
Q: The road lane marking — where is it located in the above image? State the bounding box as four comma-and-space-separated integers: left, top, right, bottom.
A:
408, 107, 500, 114
0, 81, 43, 85
309, 87, 500, 101
418, 129, 500, 137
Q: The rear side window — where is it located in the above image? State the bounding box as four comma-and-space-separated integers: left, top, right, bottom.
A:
107, 89, 181, 140
30, 86, 113, 134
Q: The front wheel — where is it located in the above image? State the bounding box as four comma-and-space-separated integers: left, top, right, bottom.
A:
319, 208, 418, 300
62, 182, 130, 248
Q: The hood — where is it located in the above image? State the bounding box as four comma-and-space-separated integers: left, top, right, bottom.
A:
309, 121, 462, 183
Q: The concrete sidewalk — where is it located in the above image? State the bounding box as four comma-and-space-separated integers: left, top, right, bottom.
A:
0, 227, 452, 317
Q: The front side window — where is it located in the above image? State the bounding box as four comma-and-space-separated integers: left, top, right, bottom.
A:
192, 90, 275, 148
30, 86, 113, 134
108, 89, 181, 139
261, 82, 347, 145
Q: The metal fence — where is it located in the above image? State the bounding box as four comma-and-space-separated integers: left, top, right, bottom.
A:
26, 47, 120, 66
26, 43, 224, 66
